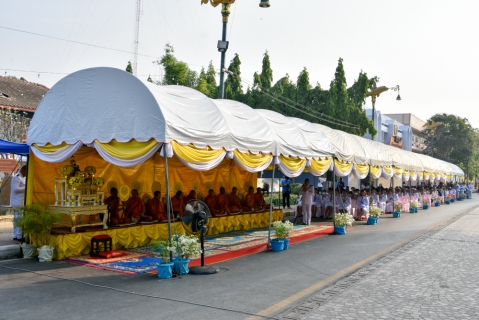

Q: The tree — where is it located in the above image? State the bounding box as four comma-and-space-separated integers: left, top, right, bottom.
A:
157, 44, 198, 87
224, 54, 243, 101
205, 61, 218, 98
126, 61, 133, 74
196, 68, 212, 97
327, 58, 350, 121
423, 114, 478, 173
147, 75, 153, 83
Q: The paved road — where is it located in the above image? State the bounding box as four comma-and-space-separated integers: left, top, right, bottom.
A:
0, 198, 477, 320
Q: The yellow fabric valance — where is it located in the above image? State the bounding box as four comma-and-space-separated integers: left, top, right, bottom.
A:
394, 167, 404, 176
383, 166, 393, 174
419, 172, 424, 178
370, 166, 381, 177
234, 150, 272, 169
171, 141, 225, 163
95, 139, 160, 160
334, 159, 353, 173
279, 155, 307, 171
309, 157, 333, 174
355, 163, 370, 175
424, 172, 430, 179
33, 142, 70, 153
403, 170, 410, 177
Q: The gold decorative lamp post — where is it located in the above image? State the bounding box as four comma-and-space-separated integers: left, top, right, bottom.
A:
365, 82, 401, 139
201, 0, 270, 99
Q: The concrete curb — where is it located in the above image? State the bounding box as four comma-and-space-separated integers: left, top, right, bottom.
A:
0, 244, 21, 259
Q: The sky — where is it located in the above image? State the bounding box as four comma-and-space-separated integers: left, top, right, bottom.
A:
2, 0, 479, 128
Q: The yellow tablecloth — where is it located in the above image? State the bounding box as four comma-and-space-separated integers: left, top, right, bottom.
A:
50, 209, 283, 260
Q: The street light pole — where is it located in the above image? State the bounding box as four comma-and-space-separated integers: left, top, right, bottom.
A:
365, 83, 401, 140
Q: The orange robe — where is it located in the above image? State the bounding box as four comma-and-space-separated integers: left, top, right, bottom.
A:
216, 194, 230, 214
184, 195, 196, 203
254, 192, 267, 210
105, 195, 122, 224
244, 193, 256, 210
125, 197, 148, 221
147, 198, 169, 220
228, 193, 249, 213
171, 196, 184, 214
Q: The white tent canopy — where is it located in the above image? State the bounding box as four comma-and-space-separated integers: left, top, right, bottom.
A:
27, 67, 463, 178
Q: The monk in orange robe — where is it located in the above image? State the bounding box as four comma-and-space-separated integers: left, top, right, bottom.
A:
105, 187, 124, 225
254, 187, 267, 211
204, 189, 224, 216
228, 187, 249, 213
124, 189, 151, 222
171, 190, 184, 218
216, 187, 230, 215
147, 190, 171, 220
244, 186, 256, 211
184, 190, 197, 203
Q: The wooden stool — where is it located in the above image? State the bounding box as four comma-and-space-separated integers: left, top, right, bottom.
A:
90, 234, 112, 256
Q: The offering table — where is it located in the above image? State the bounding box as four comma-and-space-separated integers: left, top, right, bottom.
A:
48, 205, 108, 232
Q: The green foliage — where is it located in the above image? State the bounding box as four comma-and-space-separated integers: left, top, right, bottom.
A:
290, 183, 303, 195
264, 193, 298, 206
157, 44, 198, 87
125, 61, 133, 74
224, 54, 243, 100
147, 75, 153, 83
15, 204, 60, 246
423, 113, 479, 175
150, 240, 172, 264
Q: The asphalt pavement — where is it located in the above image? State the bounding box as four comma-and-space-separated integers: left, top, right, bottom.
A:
0, 197, 477, 320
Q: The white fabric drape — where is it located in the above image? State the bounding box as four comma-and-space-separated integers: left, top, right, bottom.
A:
370, 167, 382, 180
94, 142, 162, 168
277, 159, 307, 178
233, 156, 273, 173
334, 164, 353, 177
393, 170, 403, 180
31, 141, 83, 163
381, 168, 393, 180
351, 166, 369, 179
410, 172, 418, 182
175, 150, 227, 171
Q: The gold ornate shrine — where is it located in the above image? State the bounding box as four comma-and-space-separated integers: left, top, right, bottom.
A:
52, 156, 108, 232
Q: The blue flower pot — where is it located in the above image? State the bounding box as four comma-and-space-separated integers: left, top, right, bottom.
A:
283, 238, 290, 250
435, 202, 440, 207
423, 205, 429, 210
445, 201, 450, 204
409, 208, 415, 213
156, 262, 174, 279
451, 199, 455, 202
393, 211, 401, 218
334, 226, 347, 235
271, 240, 284, 252
367, 217, 377, 225
173, 257, 191, 275
458, 198, 463, 201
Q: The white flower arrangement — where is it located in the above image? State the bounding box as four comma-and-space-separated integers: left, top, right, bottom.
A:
423, 200, 429, 205
334, 213, 354, 227
273, 220, 294, 240
172, 234, 202, 259
394, 202, 403, 212
369, 206, 382, 218
410, 201, 420, 209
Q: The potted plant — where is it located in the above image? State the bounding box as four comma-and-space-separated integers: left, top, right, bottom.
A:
445, 195, 451, 204
333, 213, 354, 235
150, 240, 174, 279
15, 204, 60, 261
393, 202, 403, 218
271, 221, 286, 251
434, 196, 441, 207
171, 234, 201, 274
367, 207, 382, 225
423, 200, 429, 210
409, 201, 420, 213
458, 193, 465, 201
272, 220, 294, 250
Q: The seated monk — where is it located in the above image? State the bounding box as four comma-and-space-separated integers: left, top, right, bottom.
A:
254, 187, 267, 211
147, 190, 172, 220
171, 190, 184, 218
204, 189, 224, 217
105, 187, 125, 225
124, 189, 151, 223
227, 187, 250, 213
216, 187, 230, 215
184, 190, 197, 203
244, 186, 256, 212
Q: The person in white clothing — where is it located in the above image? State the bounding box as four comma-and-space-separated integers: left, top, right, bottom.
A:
299, 179, 314, 225
312, 188, 322, 218
357, 189, 370, 221
10, 165, 27, 241
338, 189, 351, 214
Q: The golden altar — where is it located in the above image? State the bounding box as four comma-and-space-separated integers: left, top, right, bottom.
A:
49, 205, 108, 232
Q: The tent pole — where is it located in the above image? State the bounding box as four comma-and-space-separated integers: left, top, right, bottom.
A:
333, 163, 336, 218
267, 163, 276, 247
163, 145, 173, 262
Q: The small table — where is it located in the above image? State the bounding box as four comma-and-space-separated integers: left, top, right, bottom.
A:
48, 205, 108, 232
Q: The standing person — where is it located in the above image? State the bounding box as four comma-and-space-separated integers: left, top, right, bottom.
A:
10, 165, 27, 241
299, 178, 314, 225
317, 175, 326, 192
280, 176, 291, 209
